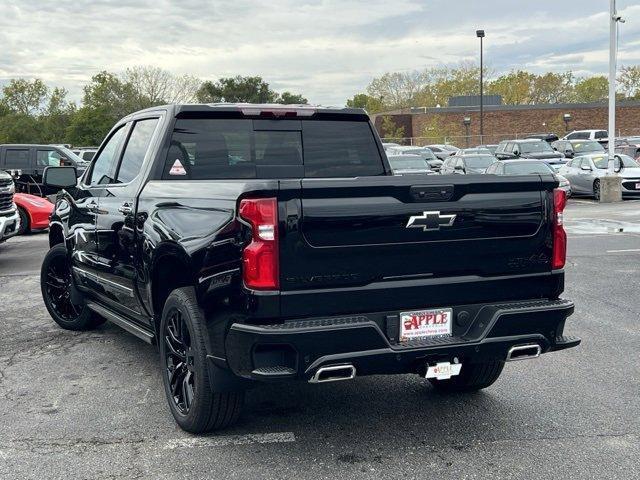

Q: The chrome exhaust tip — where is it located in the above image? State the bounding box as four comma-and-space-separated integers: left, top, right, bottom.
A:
309, 364, 356, 383
506, 344, 542, 362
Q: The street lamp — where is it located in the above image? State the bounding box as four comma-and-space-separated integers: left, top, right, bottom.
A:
463, 116, 472, 147
563, 113, 572, 132
476, 29, 485, 144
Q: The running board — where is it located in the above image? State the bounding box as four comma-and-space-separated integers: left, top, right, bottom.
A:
86, 301, 154, 344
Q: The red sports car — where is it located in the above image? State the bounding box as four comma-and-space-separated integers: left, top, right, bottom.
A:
13, 193, 54, 234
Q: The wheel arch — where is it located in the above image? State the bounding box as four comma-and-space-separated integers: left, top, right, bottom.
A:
49, 221, 65, 248
149, 242, 197, 334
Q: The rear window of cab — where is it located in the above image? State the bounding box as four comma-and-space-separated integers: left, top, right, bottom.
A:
162, 118, 384, 179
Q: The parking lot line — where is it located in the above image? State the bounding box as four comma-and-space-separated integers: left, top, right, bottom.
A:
163, 432, 296, 449
606, 248, 640, 253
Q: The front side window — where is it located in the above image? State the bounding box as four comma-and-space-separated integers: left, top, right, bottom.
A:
88, 125, 127, 186
36, 150, 63, 166
116, 118, 159, 184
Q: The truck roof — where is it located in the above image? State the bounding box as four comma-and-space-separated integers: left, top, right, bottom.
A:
129, 103, 367, 118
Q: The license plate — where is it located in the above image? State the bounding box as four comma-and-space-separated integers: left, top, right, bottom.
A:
399, 308, 452, 342
425, 362, 462, 380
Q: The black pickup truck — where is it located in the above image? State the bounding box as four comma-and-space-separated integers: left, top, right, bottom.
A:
40, 103, 580, 433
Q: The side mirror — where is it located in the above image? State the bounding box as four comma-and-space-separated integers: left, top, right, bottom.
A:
565, 149, 574, 158
43, 166, 78, 189
513, 150, 520, 157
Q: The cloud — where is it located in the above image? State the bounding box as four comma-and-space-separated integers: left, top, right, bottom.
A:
0, 0, 638, 106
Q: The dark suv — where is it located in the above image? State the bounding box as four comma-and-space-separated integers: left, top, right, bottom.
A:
495, 139, 566, 170
0, 144, 88, 196
40, 103, 579, 433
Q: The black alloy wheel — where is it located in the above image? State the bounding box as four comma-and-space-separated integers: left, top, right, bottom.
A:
44, 252, 82, 321
164, 309, 196, 415
40, 244, 105, 330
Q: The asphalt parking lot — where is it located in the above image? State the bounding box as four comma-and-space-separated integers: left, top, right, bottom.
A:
1, 199, 639, 480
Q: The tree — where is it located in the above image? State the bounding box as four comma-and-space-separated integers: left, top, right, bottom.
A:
618, 65, 640, 99
41, 87, 75, 143
1, 78, 49, 115
530, 72, 575, 104
574, 76, 608, 103
276, 91, 308, 104
488, 70, 536, 105
366, 71, 424, 110
379, 116, 405, 139
346, 93, 384, 113
123, 66, 201, 107
196, 76, 277, 103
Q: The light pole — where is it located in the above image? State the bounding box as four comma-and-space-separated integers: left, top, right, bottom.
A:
563, 113, 572, 133
463, 116, 471, 147
476, 30, 485, 144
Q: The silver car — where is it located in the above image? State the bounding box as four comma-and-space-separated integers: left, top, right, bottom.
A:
485, 159, 571, 196
386, 154, 436, 176
558, 153, 640, 200
387, 146, 443, 171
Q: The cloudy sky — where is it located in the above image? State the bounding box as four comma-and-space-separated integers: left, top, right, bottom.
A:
1, 0, 639, 106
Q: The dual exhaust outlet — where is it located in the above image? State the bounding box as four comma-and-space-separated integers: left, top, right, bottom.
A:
308, 343, 541, 383
309, 364, 356, 383
506, 343, 542, 362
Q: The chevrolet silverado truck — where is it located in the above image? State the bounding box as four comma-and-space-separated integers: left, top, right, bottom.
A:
0, 170, 20, 243
40, 103, 580, 433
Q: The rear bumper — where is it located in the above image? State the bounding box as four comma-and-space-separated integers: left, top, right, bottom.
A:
0, 209, 20, 242
219, 298, 579, 383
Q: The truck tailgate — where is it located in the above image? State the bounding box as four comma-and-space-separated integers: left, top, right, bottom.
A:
278, 174, 558, 316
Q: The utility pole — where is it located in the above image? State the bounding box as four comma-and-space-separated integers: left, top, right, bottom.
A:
608, 0, 618, 173
476, 30, 485, 144
601, 0, 624, 202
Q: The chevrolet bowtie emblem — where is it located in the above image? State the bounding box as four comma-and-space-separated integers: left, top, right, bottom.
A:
406, 211, 456, 231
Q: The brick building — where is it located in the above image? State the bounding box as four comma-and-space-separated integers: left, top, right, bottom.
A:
372, 100, 640, 145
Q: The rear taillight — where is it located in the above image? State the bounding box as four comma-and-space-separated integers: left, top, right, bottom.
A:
239, 198, 279, 290
552, 188, 567, 270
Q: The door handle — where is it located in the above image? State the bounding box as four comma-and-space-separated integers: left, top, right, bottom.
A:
118, 202, 133, 215
86, 201, 99, 213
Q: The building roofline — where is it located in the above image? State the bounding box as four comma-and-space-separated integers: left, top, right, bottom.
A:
374, 99, 640, 116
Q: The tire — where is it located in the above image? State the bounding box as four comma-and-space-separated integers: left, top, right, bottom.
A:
159, 287, 243, 433
428, 359, 505, 393
17, 207, 29, 235
40, 244, 105, 330
593, 179, 601, 201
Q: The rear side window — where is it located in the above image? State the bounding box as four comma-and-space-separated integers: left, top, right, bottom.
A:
5, 149, 30, 168
163, 118, 383, 179
595, 130, 607, 139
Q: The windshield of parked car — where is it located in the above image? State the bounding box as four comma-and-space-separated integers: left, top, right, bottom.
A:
464, 155, 496, 169
400, 148, 436, 160
58, 147, 87, 164
592, 154, 640, 169
504, 162, 554, 175
464, 148, 491, 155
388, 156, 430, 170
520, 141, 554, 154
573, 141, 604, 153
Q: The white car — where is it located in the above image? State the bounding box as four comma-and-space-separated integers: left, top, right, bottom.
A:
561, 130, 608, 143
